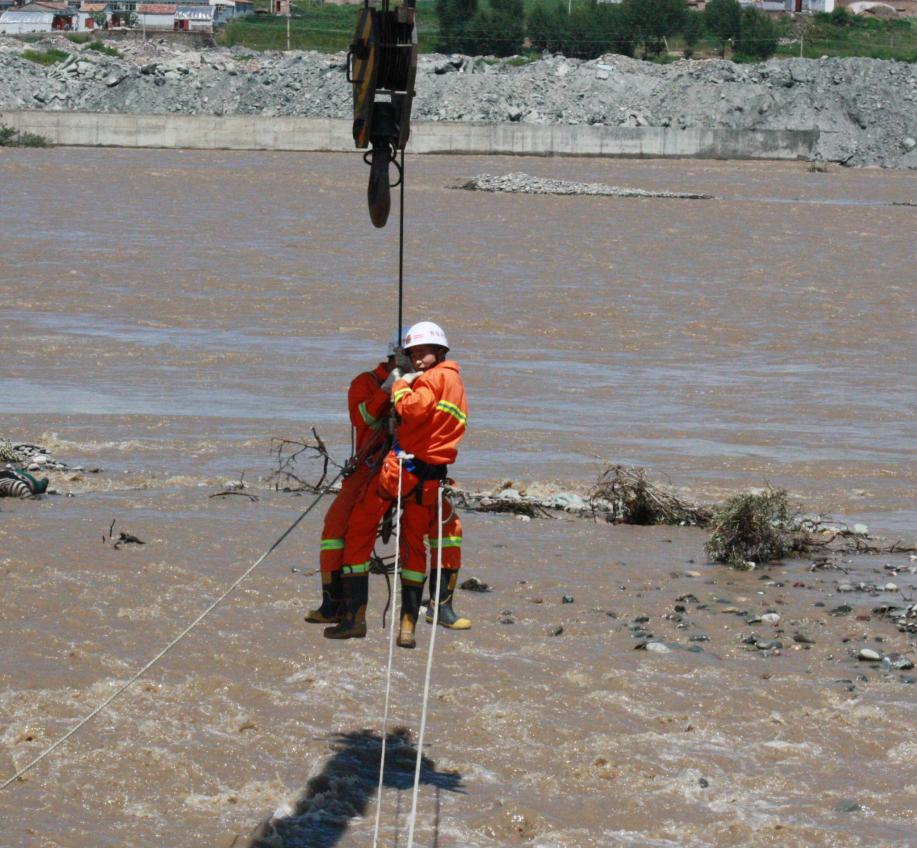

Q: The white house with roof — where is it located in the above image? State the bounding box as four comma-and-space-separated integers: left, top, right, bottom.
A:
136, 1, 174, 28
0, 1, 76, 32
77, 1, 110, 29
174, 2, 211, 29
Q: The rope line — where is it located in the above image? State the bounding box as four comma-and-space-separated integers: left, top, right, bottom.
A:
397, 147, 405, 344
0, 468, 345, 793
405, 480, 444, 848
372, 452, 407, 848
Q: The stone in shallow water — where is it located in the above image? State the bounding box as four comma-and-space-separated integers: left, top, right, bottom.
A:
835, 799, 861, 813
857, 648, 882, 662
881, 654, 914, 671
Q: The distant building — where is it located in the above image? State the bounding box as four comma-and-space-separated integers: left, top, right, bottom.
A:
741, 0, 836, 10
0, 0, 76, 32
174, 2, 212, 29
136, 1, 175, 28
77, 1, 110, 28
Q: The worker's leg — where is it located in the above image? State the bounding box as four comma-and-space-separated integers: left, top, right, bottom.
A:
306, 467, 373, 624
327, 453, 404, 640
396, 493, 431, 649
426, 492, 471, 630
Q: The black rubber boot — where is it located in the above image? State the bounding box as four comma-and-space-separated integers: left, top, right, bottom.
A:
323, 574, 368, 639
304, 570, 343, 624
425, 570, 471, 630
397, 580, 424, 649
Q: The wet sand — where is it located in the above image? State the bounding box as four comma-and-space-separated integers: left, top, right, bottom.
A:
1, 150, 915, 846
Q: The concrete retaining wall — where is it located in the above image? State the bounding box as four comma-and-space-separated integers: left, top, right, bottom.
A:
0, 110, 819, 160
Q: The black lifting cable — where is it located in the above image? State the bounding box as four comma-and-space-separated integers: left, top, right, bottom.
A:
397, 147, 406, 342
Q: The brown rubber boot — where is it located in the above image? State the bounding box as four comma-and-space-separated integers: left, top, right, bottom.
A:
425, 569, 471, 630
323, 574, 368, 639
396, 580, 424, 649
304, 570, 343, 624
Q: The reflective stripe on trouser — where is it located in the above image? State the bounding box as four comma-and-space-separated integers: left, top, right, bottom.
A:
319, 463, 375, 573
342, 451, 462, 579
399, 492, 462, 577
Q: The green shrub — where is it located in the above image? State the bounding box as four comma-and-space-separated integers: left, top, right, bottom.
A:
0, 123, 48, 147
88, 42, 121, 57
66, 33, 92, 44
22, 48, 70, 65
705, 489, 794, 568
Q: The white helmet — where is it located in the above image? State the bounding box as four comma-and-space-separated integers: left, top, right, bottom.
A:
404, 321, 449, 351
386, 327, 406, 356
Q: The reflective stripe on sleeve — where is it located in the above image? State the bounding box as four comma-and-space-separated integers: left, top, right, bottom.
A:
393, 388, 411, 405
320, 538, 345, 551
436, 400, 467, 426
358, 402, 378, 427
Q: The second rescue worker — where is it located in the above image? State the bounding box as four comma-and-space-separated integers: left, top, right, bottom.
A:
325, 321, 470, 645
304, 330, 402, 625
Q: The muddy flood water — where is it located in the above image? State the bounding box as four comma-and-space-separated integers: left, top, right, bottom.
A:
1, 149, 915, 847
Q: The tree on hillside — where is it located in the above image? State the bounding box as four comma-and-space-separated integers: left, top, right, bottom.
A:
435, 0, 478, 54
705, 0, 741, 57
470, 0, 525, 57
528, 0, 634, 60
527, 1, 559, 53
681, 10, 704, 58
622, 0, 687, 58
734, 6, 779, 60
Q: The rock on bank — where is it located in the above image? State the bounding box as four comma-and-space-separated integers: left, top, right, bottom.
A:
1, 35, 915, 168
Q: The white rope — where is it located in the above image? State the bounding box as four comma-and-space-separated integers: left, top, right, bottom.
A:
372, 452, 408, 848
0, 470, 344, 793
406, 480, 444, 848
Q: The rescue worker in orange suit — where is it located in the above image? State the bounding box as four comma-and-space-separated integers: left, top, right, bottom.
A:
325, 321, 470, 646
304, 330, 403, 624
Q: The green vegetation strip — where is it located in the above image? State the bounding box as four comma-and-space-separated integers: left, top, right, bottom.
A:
22, 48, 70, 65
0, 124, 49, 147
218, 0, 914, 63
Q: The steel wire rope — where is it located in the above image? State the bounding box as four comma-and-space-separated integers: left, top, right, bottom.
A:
0, 465, 349, 793
371, 451, 410, 848
405, 481, 445, 848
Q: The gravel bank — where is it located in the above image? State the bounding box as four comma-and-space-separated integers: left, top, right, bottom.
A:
459, 172, 715, 197
1, 36, 915, 167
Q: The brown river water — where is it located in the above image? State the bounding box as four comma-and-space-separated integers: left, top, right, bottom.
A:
1, 149, 915, 846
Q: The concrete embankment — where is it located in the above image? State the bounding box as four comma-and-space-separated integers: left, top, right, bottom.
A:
0, 110, 819, 160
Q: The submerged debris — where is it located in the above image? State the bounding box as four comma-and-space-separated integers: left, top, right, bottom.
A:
458, 173, 714, 200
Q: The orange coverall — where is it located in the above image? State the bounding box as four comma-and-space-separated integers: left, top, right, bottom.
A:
319, 363, 391, 574
341, 359, 467, 585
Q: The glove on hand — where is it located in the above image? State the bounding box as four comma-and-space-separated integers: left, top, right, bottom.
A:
395, 350, 413, 373
399, 370, 421, 386
380, 367, 402, 393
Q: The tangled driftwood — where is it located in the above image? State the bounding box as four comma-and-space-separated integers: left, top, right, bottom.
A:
590, 465, 712, 527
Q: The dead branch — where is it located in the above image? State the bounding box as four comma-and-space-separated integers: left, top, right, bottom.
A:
267, 429, 344, 494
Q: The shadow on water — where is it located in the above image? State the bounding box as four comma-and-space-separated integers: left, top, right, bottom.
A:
242, 728, 464, 848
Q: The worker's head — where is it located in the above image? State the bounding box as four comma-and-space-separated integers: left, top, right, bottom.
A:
404, 321, 449, 372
